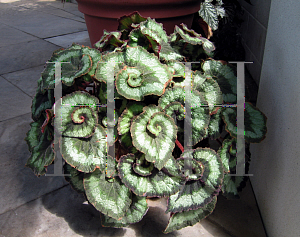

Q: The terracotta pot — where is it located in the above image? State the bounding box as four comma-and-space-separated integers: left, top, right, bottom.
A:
76, 0, 202, 46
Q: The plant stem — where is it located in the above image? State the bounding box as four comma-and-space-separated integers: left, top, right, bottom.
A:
175, 139, 184, 152
77, 86, 89, 93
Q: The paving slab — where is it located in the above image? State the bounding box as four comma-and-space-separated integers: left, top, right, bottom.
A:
0, 6, 86, 39
1, 65, 44, 98
0, 185, 231, 237
0, 113, 68, 215
0, 76, 33, 121
13, 0, 84, 18
13, 0, 85, 22
0, 39, 59, 75
42, 8, 85, 23
0, 23, 38, 47
45, 30, 91, 48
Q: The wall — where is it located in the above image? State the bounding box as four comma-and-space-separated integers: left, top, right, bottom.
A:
249, 0, 300, 236
238, 0, 271, 84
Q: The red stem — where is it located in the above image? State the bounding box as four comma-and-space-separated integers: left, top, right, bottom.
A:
78, 86, 89, 93
175, 139, 184, 153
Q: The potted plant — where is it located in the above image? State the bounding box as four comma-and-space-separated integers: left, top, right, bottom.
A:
74, 0, 202, 45
25, 13, 267, 233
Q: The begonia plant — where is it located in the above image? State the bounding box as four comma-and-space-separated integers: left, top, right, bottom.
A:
25, 12, 267, 233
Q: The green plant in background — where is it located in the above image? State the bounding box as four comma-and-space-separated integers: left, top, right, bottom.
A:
196, 0, 252, 61
25, 12, 266, 233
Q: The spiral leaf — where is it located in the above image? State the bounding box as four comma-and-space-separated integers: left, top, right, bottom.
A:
60, 125, 107, 173
39, 45, 92, 92
118, 154, 185, 197
115, 46, 172, 101
177, 158, 204, 181
192, 70, 223, 114
131, 105, 177, 170
100, 194, 149, 228
202, 60, 237, 103
84, 169, 132, 220
164, 102, 185, 121
81, 45, 102, 77
133, 155, 154, 177
166, 148, 223, 213
94, 50, 125, 83
158, 87, 210, 145
60, 91, 99, 138
162, 155, 184, 178
164, 196, 217, 233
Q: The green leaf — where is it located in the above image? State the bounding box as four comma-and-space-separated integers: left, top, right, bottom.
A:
94, 50, 125, 83
199, 2, 219, 31
118, 102, 145, 135
84, 169, 132, 220
185, 148, 224, 189
192, 70, 223, 114
166, 178, 217, 213
115, 46, 172, 101
166, 61, 185, 78
222, 102, 267, 143
202, 60, 237, 103
131, 105, 177, 170
166, 148, 223, 213
222, 174, 247, 199
105, 155, 117, 178
129, 18, 184, 62
81, 46, 102, 77
132, 154, 154, 176
100, 194, 149, 228
244, 102, 267, 143
158, 87, 210, 145
164, 102, 185, 121
60, 125, 107, 173
159, 41, 185, 62
94, 30, 125, 52
39, 46, 92, 92
177, 158, 204, 181
31, 89, 54, 121
217, 138, 236, 173
25, 115, 55, 176
118, 154, 185, 197
60, 91, 99, 138
25, 116, 44, 152
174, 24, 215, 53
118, 12, 147, 32
162, 155, 184, 178
128, 17, 169, 54
207, 107, 223, 139
164, 196, 217, 233
63, 163, 85, 193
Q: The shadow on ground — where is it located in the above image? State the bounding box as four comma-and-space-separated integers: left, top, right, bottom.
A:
41, 185, 179, 236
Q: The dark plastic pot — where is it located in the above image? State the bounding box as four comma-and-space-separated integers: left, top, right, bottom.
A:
76, 0, 202, 46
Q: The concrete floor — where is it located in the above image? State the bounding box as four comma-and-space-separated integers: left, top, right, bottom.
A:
0, 0, 266, 236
